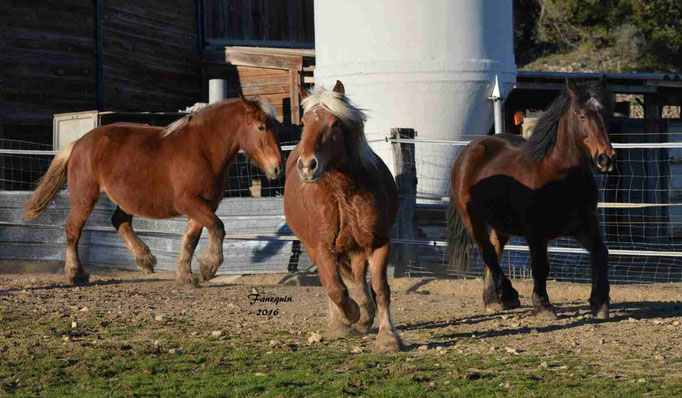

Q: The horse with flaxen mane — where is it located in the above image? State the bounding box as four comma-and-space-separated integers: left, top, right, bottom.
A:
24, 97, 282, 286
447, 78, 616, 319
284, 81, 402, 352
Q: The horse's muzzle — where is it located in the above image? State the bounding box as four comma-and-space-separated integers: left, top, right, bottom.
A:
265, 164, 281, 180
595, 152, 615, 173
297, 155, 320, 183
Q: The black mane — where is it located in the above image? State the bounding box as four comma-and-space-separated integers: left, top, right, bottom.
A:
524, 79, 613, 161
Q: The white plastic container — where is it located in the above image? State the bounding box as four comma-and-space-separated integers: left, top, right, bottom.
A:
314, 0, 516, 199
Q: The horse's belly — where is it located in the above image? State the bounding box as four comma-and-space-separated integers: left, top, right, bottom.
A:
469, 175, 530, 236
103, 185, 178, 219
469, 174, 595, 237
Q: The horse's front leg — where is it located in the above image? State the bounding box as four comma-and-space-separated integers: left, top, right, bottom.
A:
369, 243, 403, 353
350, 251, 376, 333
175, 219, 203, 286
527, 235, 557, 319
574, 220, 610, 319
317, 249, 361, 339
176, 196, 225, 282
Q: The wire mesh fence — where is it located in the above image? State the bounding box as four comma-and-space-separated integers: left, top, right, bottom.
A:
0, 139, 56, 191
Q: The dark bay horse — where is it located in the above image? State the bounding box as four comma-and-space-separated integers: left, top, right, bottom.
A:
24, 97, 282, 286
447, 78, 615, 319
284, 81, 402, 352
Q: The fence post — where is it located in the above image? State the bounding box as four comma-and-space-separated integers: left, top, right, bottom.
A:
391, 128, 418, 277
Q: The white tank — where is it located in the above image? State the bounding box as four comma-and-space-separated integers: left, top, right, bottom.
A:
314, 0, 516, 199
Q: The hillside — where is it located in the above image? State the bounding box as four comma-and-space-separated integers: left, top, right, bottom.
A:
514, 0, 681, 73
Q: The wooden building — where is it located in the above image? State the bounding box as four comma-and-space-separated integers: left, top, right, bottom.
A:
1, 0, 314, 144
1, 0, 202, 144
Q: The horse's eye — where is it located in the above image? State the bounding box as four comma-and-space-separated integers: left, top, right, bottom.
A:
258, 125, 266, 131
332, 120, 342, 129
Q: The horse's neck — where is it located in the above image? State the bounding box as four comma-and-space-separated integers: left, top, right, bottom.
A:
544, 116, 586, 172
197, 109, 242, 171
328, 161, 379, 194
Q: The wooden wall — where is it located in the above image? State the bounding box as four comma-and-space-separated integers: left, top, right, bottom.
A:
101, 0, 201, 112
204, 47, 313, 124
1, 0, 98, 142
203, 0, 314, 48
1, 0, 202, 144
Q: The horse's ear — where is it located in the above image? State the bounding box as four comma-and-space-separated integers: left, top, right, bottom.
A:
599, 74, 608, 89
299, 85, 309, 101
333, 80, 345, 95
566, 78, 580, 101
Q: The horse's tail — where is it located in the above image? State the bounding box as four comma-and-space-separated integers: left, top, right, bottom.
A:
24, 142, 75, 220
446, 198, 473, 275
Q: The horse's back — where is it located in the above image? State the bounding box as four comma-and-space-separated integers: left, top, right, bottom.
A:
68, 123, 179, 218
451, 134, 525, 192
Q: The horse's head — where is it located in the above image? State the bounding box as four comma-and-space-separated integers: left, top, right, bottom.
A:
240, 98, 282, 180
297, 81, 374, 183
566, 77, 616, 172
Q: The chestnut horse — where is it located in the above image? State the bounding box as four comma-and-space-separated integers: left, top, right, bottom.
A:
24, 97, 282, 286
284, 81, 402, 352
447, 78, 615, 319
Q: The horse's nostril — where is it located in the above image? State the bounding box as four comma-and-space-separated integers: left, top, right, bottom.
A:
310, 158, 318, 171
274, 166, 281, 176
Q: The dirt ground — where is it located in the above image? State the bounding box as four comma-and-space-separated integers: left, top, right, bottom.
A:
1, 267, 682, 396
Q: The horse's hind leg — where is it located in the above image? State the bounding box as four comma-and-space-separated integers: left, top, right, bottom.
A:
483, 230, 511, 310
64, 184, 99, 285
111, 207, 156, 274
370, 243, 402, 353
350, 251, 376, 333
470, 221, 519, 311
317, 249, 360, 339
527, 236, 557, 319
574, 220, 610, 319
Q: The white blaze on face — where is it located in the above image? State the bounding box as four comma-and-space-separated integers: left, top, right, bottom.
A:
587, 97, 604, 111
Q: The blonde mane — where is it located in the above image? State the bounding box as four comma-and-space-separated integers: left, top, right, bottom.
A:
301, 87, 379, 170
161, 97, 277, 138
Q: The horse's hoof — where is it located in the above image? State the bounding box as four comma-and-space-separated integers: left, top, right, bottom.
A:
198, 252, 221, 281
484, 301, 505, 312
355, 308, 374, 333
533, 306, 558, 320
176, 273, 198, 288
355, 321, 374, 334
67, 271, 90, 286
136, 253, 156, 274
199, 269, 216, 281
502, 298, 521, 310
325, 323, 356, 339
591, 302, 609, 320
374, 331, 403, 353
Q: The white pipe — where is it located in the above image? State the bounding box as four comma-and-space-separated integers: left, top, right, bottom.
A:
208, 79, 227, 104
490, 75, 504, 134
